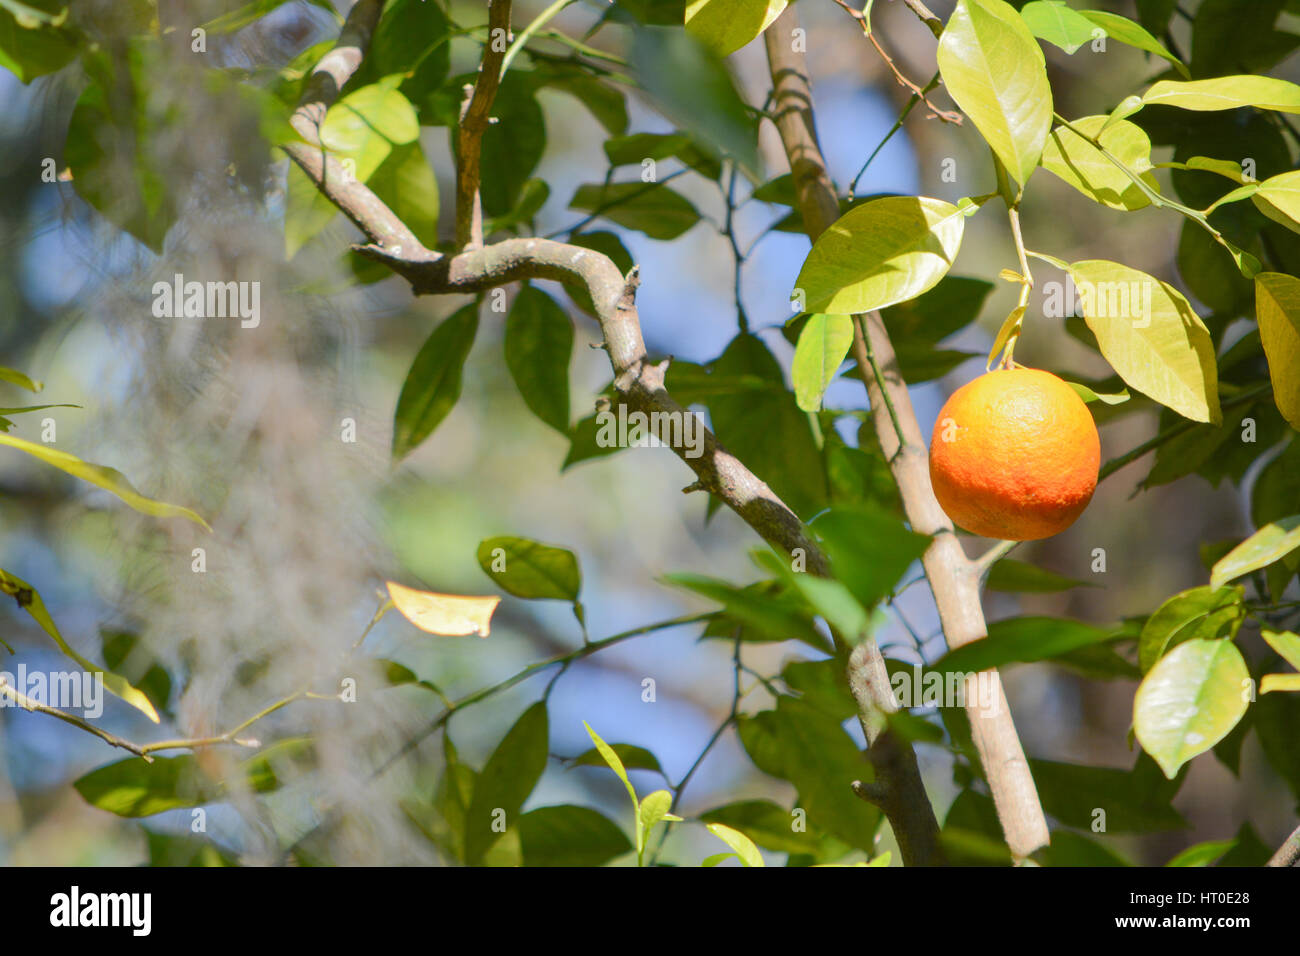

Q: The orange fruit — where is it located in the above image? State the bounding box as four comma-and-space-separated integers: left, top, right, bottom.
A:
928, 368, 1100, 541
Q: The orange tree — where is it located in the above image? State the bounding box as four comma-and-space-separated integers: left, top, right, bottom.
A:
2, 0, 1299, 867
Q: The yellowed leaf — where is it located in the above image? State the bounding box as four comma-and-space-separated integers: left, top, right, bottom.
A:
385, 581, 500, 637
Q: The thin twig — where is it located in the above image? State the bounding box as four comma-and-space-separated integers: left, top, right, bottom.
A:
1268, 822, 1300, 867
456, 0, 513, 250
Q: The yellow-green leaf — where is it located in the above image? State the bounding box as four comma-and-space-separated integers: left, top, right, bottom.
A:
0, 367, 42, 392
938, 0, 1053, 186
792, 314, 853, 412
1262, 629, 1300, 671
0, 433, 209, 529
1041, 116, 1158, 211
793, 196, 964, 315
1134, 638, 1250, 779
1252, 171, 1300, 235
1078, 10, 1188, 79
685, 0, 787, 57
0, 569, 160, 722
1261, 674, 1300, 694
1066, 260, 1220, 423
1210, 516, 1300, 590
1254, 272, 1300, 429
705, 822, 765, 867
1142, 75, 1300, 114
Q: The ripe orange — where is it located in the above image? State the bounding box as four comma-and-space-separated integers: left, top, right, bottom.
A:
928, 368, 1100, 541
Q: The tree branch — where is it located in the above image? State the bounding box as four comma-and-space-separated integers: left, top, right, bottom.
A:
765, 6, 1050, 861
1268, 822, 1300, 867
456, 0, 513, 250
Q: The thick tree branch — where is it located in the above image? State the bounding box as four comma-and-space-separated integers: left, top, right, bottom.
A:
456, 0, 513, 250
765, 7, 1050, 861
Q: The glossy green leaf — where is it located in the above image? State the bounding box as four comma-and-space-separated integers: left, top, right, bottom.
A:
504, 287, 573, 434
1137, 585, 1245, 673
464, 70, 547, 216
1254, 272, 1300, 429
319, 79, 418, 184
464, 702, 549, 865
938, 0, 1053, 185
1019, 1, 1096, 53
74, 756, 214, 818
1142, 75, 1300, 114
1210, 515, 1300, 589
1041, 116, 1158, 210
1166, 839, 1236, 867
705, 822, 765, 866
568, 182, 701, 239
1135, 638, 1250, 779
391, 305, 478, 461
518, 805, 632, 866
476, 536, 581, 602
366, 142, 439, 247
794, 196, 964, 315
685, 0, 787, 57
781, 659, 858, 721
0, 569, 161, 722
0, 433, 208, 529
1252, 171, 1300, 235
638, 788, 678, 840
1078, 10, 1188, 78
792, 314, 853, 412
1066, 260, 1220, 423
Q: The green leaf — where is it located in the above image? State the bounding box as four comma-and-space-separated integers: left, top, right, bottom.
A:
938, 0, 1053, 186
568, 182, 701, 239
1166, 839, 1236, 867
539, 68, 629, 136
736, 697, 880, 852
1066, 381, 1130, 405
0, 433, 208, 530
1038, 831, 1133, 867
1137, 585, 1245, 673
518, 805, 632, 866
629, 26, 760, 181
781, 658, 859, 721
933, 616, 1119, 675
583, 721, 640, 817
319, 79, 418, 182
1078, 10, 1188, 78
1254, 272, 1300, 430
705, 822, 765, 866
664, 573, 831, 653
1066, 259, 1221, 423
571, 743, 663, 775
284, 162, 338, 260
468, 71, 547, 217
1134, 639, 1251, 779
638, 788, 677, 840
0, 367, 42, 392
504, 287, 573, 434
759, 553, 870, 640
101, 628, 172, 716
476, 536, 581, 601
464, 702, 549, 865
0, 0, 77, 83
1019, 1, 1096, 54
1261, 673, 1300, 694
1031, 757, 1188, 832
984, 558, 1097, 593
366, 142, 439, 247
685, 0, 787, 57
363, 0, 452, 109
0, 569, 161, 722
1142, 75, 1300, 114
1262, 629, 1300, 671
700, 799, 822, 855
1210, 515, 1300, 589
391, 305, 478, 461
880, 275, 994, 345
794, 196, 965, 315
1252, 171, 1300, 235
792, 314, 853, 412
810, 505, 930, 610
1041, 117, 1159, 211
705, 332, 827, 518
74, 756, 214, 818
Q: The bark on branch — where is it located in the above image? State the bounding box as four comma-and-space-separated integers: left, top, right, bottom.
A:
765, 6, 1051, 861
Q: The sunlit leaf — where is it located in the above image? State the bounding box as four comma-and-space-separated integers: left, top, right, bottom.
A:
1254, 272, 1300, 430
705, 822, 765, 866
1142, 75, 1300, 114
685, 0, 787, 57
476, 537, 581, 601
1210, 515, 1300, 589
385, 581, 500, 637
1137, 585, 1245, 673
1041, 116, 1158, 211
792, 313, 853, 412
